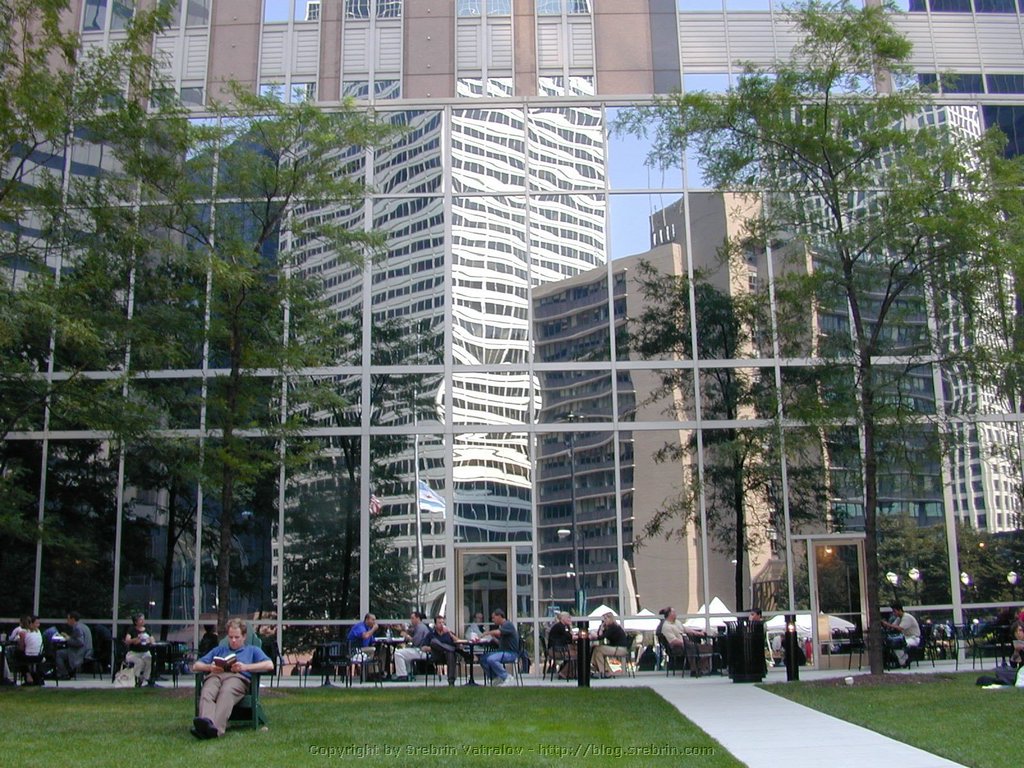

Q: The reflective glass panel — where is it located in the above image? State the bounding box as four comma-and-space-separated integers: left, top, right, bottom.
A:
283, 437, 365, 623
453, 430, 532, 543
527, 106, 605, 192
39, 441, 119, 618
533, 268, 613, 364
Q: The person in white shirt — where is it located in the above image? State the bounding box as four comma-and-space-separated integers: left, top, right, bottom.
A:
659, 607, 706, 676
881, 602, 920, 668
17, 615, 43, 686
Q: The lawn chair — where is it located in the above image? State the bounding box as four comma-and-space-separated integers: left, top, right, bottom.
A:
193, 672, 268, 730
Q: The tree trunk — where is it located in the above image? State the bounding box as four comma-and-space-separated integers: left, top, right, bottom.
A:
860, 362, 886, 675
217, 470, 234, 634
159, 483, 178, 641
733, 447, 746, 612
338, 438, 359, 626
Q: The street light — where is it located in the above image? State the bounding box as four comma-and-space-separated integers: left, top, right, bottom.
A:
1008, 571, 1019, 601
885, 571, 900, 601
908, 567, 921, 604
563, 413, 587, 616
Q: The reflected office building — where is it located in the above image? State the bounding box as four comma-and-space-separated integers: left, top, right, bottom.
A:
6, 1, 1024, 654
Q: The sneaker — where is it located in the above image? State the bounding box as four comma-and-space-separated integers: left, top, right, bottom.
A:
498, 676, 515, 686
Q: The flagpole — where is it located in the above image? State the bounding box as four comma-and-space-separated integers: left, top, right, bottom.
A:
413, 419, 424, 613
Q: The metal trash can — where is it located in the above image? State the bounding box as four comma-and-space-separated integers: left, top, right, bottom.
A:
727, 619, 767, 683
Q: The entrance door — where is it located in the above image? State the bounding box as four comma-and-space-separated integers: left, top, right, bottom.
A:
809, 540, 866, 668
456, 548, 512, 634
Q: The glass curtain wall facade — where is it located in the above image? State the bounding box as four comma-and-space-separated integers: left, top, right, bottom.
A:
3, 0, 1024, 660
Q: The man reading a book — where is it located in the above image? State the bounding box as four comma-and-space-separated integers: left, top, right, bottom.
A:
191, 618, 273, 739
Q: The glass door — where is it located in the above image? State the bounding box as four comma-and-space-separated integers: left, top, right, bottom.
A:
456, 549, 512, 636
811, 540, 866, 668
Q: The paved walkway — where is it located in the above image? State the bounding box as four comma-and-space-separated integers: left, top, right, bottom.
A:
640, 665, 965, 768
23, 660, 967, 767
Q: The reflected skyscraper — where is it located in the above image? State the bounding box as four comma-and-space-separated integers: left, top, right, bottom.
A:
5, 0, 1024, 644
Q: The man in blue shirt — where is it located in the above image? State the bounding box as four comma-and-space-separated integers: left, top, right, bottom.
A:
479, 609, 519, 686
191, 618, 273, 739
347, 613, 377, 648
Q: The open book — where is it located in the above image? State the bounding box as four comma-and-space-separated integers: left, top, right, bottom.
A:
212, 653, 237, 670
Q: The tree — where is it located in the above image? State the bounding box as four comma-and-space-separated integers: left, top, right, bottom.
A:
0, 1, 178, 610
0, 1, 173, 442
617, 0, 1022, 673
134, 86, 400, 631
628, 258, 827, 612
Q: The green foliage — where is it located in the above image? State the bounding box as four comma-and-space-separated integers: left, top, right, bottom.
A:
0, 4, 404, 622
616, 0, 1024, 672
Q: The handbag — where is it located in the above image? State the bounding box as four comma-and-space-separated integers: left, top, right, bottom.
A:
113, 662, 137, 688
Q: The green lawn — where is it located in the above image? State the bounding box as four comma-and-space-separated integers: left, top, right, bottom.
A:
0, 686, 742, 767
762, 671, 1016, 768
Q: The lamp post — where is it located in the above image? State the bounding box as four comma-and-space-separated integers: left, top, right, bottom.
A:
1007, 571, 1019, 602
885, 571, 900, 602
563, 413, 586, 616
908, 567, 921, 605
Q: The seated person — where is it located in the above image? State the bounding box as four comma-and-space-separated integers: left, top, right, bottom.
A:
546, 611, 576, 679
191, 618, 273, 739
123, 613, 154, 687
54, 611, 92, 680
426, 615, 470, 686
197, 625, 220, 657
1010, 620, 1024, 668
465, 612, 487, 641
880, 601, 920, 668
346, 613, 378, 661
478, 609, 520, 685
393, 612, 431, 681
5, 617, 28, 685
16, 615, 43, 686
591, 613, 631, 677
660, 607, 706, 675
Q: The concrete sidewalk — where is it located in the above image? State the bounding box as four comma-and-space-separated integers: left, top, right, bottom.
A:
642, 666, 965, 768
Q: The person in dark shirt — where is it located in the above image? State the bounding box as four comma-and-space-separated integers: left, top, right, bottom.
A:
479, 609, 520, 685
547, 611, 575, 679
590, 612, 630, 678
427, 615, 470, 686
197, 625, 220, 657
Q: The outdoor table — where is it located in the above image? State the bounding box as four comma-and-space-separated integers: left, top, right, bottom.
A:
459, 640, 490, 686
372, 637, 405, 680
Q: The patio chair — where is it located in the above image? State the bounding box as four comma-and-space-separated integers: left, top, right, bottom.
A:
658, 632, 688, 677
284, 651, 313, 687
544, 641, 574, 682
193, 672, 268, 730
348, 641, 384, 687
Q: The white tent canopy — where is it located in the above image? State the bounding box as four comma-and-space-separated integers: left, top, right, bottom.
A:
683, 597, 735, 630
623, 608, 661, 632
764, 613, 856, 637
